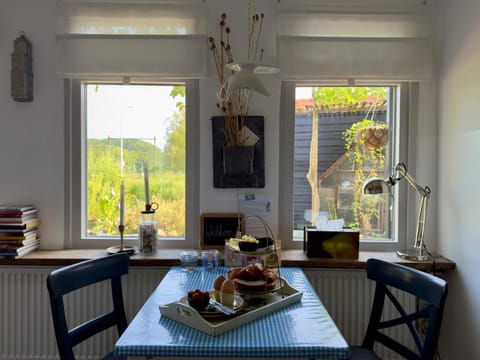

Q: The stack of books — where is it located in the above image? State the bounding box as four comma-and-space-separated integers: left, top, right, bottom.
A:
0, 205, 41, 258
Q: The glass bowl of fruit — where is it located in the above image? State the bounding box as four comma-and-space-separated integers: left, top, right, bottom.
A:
187, 289, 210, 311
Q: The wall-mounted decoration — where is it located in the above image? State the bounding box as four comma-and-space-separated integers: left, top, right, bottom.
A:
11, 31, 33, 102
212, 116, 265, 188
200, 213, 245, 249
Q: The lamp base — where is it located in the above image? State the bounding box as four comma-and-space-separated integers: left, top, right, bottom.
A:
396, 248, 429, 262
106, 245, 137, 256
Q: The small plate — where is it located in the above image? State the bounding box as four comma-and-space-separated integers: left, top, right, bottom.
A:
233, 278, 282, 295
179, 291, 244, 318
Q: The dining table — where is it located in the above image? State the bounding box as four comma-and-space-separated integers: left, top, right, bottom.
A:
114, 266, 350, 359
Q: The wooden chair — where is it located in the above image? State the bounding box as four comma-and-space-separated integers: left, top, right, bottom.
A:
46, 253, 129, 360
350, 258, 448, 360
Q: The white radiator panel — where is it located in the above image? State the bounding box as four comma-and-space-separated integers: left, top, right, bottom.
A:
0, 266, 413, 360
304, 268, 416, 359
0, 266, 167, 360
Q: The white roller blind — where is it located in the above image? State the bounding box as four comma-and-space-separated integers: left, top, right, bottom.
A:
277, 0, 433, 81
56, 0, 207, 78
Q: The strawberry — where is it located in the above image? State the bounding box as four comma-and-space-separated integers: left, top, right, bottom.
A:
187, 289, 210, 311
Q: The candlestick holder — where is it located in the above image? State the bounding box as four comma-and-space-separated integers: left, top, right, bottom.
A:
107, 224, 137, 255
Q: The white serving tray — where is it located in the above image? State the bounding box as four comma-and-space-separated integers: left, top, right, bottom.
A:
159, 278, 302, 336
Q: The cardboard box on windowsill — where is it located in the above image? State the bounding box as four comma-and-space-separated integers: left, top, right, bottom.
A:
303, 227, 359, 259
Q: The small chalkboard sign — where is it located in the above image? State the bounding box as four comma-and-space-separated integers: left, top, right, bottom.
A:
200, 213, 245, 249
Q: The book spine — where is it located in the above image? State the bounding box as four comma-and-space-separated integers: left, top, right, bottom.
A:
0, 206, 36, 213
0, 219, 40, 231
0, 217, 38, 224
0, 244, 40, 258
0, 212, 24, 217
0, 209, 38, 217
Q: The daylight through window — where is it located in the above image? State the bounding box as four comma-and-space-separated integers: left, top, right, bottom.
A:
293, 86, 395, 243
84, 84, 186, 239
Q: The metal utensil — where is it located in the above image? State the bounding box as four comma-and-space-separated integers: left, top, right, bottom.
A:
209, 298, 236, 315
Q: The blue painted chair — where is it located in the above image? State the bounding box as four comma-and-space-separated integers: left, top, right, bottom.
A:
46, 253, 129, 360
350, 258, 448, 360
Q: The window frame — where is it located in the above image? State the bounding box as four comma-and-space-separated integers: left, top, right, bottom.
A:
279, 81, 416, 251
64, 78, 200, 249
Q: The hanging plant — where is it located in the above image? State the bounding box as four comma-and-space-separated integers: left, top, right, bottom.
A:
343, 118, 387, 231
356, 123, 388, 149
344, 119, 387, 152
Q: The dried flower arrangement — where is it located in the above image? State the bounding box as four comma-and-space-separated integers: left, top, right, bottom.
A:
208, 9, 265, 147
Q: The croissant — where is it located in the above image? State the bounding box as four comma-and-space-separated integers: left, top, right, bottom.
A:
227, 267, 242, 280
263, 268, 277, 284
238, 263, 264, 281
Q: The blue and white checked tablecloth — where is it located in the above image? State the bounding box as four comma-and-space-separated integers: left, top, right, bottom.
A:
115, 266, 350, 359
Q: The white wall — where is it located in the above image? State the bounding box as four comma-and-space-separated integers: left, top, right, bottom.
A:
0, 0, 64, 249
437, 0, 480, 358
1, 0, 475, 357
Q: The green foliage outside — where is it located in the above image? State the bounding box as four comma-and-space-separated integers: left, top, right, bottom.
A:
87, 85, 186, 237
311, 87, 387, 112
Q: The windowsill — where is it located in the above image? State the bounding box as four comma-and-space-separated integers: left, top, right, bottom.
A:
0, 249, 456, 271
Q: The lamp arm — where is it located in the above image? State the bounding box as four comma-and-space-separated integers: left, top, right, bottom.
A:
414, 192, 429, 249
395, 163, 431, 197
394, 163, 431, 250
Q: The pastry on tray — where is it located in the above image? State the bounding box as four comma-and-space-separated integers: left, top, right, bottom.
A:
227, 263, 279, 291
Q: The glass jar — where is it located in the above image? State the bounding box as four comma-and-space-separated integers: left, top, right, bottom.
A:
179, 250, 199, 271
201, 250, 219, 271
139, 210, 157, 255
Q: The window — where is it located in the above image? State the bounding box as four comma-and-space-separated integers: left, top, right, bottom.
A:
65, 79, 199, 249
279, 82, 411, 251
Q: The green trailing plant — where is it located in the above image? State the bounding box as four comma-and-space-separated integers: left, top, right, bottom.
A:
343, 119, 387, 232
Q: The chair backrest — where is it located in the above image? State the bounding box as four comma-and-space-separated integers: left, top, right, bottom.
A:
362, 258, 448, 360
46, 253, 130, 360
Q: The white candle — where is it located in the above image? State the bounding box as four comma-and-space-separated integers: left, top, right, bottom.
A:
144, 162, 150, 205
120, 182, 125, 227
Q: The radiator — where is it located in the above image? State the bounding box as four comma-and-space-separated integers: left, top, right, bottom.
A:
304, 268, 416, 359
0, 266, 167, 360
0, 266, 413, 360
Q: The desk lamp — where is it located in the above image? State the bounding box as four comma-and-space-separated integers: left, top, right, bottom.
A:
363, 162, 431, 261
